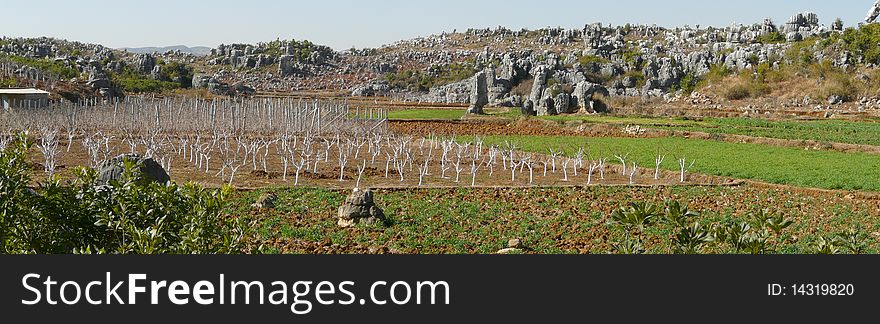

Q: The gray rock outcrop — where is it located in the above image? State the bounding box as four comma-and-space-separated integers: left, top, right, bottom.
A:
97, 154, 170, 185
467, 69, 488, 114
337, 188, 385, 227
867, 0, 880, 23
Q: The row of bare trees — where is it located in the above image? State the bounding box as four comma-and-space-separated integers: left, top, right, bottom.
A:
0, 96, 697, 188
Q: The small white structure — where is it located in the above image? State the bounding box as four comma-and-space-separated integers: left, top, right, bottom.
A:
1, 88, 50, 109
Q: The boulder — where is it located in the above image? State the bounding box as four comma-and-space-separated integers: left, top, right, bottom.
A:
536, 87, 557, 116
97, 154, 170, 185
278, 55, 300, 76
133, 53, 155, 74
525, 65, 550, 114
507, 238, 523, 249
467, 70, 489, 114
554, 92, 573, 114
572, 81, 608, 113
252, 192, 278, 209
351, 81, 390, 97
337, 188, 385, 227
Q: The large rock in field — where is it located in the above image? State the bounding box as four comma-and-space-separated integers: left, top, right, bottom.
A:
278, 55, 302, 76
337, 188, 385, 227
572, 81, 608, 113
97, 154, 170, 185
467, 69, 489, 114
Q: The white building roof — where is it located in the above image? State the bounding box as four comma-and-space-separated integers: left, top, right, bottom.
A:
0, 88, 50, 95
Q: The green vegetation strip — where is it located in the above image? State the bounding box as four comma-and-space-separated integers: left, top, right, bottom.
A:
236, 186, 879, 254
464, 135, 880, 191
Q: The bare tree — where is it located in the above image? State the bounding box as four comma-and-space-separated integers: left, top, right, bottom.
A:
654, 148, 666, 180
614, 152, 630, 177
37, 127, 60, 177
355, 159, 367, 189
678, 156, 696, 183
628, 162, 638, 185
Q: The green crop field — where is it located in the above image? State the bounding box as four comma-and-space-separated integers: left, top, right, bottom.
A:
462, 135, 880, 191
236, 185, 880, 254
540, 114, 880, 146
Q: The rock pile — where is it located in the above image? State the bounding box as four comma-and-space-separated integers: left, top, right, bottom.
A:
337, 188, 385, 227
252, 192, 278, 209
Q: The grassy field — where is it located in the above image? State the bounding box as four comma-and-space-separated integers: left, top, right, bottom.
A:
543, 114, 880, 146
461, 135, 880, 191
234, 185, 880, 254
653, 117, 880, 147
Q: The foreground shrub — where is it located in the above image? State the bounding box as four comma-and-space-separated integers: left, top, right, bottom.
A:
0, 134, 255, 254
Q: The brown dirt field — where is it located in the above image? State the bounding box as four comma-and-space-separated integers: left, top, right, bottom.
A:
29, 134, 729, 191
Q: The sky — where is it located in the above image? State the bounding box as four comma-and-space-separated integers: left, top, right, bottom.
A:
0, 0, 875, 50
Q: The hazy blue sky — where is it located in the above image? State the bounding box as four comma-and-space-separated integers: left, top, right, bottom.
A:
1, 0, 875, 50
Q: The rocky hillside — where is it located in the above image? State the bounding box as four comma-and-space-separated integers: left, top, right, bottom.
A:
5, 2, 880, 116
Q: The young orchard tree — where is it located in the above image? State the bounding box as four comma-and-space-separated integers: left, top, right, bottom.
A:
486, 146, 498, 177
587, 160, 599, 185
294, 155, 307, 186
614, 152, 630, 177
418, 156, 429, 186
385, 153, 392, 178
338, 141, 349, 182
654, 148, 666, 180
510, 159, 519, 182
453, 157, 464, 183
561, 158, 571, 182
542, 158, 549, 177
470, 159, 480, 187
678, 156, 696, 182
548, 148, 561, 173
573, 147, 585, 177
628, 162, 638, 185
37, 127, 60, 177
523, 156, 534, 185
355, 159, 367, 189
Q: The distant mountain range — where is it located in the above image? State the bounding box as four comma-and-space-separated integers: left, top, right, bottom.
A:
118, 45, 212, 56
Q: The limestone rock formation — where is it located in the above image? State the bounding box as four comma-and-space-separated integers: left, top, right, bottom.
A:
97, 154, 170, 185
467, 69, 488, 114
867, 0, 880, 24
337, 188, 385, 227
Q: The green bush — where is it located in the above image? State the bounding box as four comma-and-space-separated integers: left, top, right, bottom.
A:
157, 61, 194, 87
0, 76, 17, 87
722, 83, 752, 100
704, 64, 732, 83
1, 54, 80, 79
115, 77, 180, 93
677, 72, 699, 94
755, 31, 786, 44
385, 61, 479, 92
825, 23, 880, 65
0, 134, 255, 254
577, 54, 609, 66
